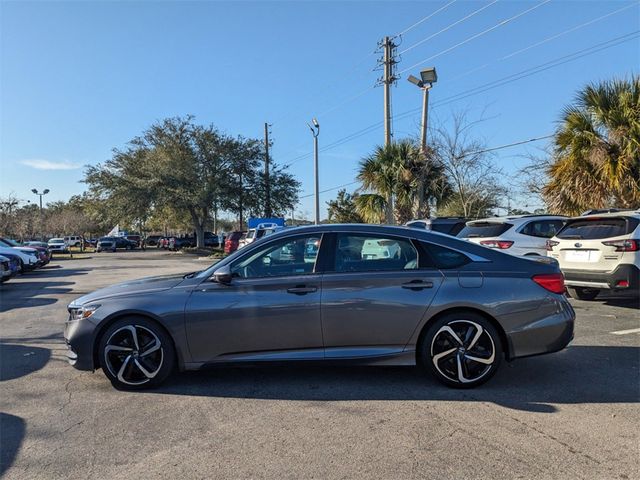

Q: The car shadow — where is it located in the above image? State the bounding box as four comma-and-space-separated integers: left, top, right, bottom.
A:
0, 281, 75, 313
0, 413, 26, 476
149, 345, 639, 413
0, 344, 51, 381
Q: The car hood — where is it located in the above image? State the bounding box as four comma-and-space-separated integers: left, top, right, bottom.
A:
70, 273, 188, 306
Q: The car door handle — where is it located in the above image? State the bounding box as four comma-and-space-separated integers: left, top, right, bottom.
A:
286, 285, 318, 295
401, 280, 434, 290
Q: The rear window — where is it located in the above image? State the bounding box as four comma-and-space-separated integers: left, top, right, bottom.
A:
557, 217, 639, 240
457, 222, 512, 238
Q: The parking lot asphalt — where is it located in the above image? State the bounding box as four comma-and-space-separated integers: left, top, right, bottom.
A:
1, 250, 638, 480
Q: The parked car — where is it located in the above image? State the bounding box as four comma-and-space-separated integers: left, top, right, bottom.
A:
145, 235, 162, 247
125, 235, 144, 249
0, 251, 24, 275
224, 231, 246, 254
457, 215, 567, 256
96, 236, 137, 252
21, 241, 51, 264
406, 217, 469, 236
547, 210, 640, 300
48, 238, 70, 254
1, 237, 49, 266
203, 232, 220, 248
0, 239, 41, 269
238, 223, 284, 249
64, 235, 83, 248
169, 236, 195, 251
65, 224, 574, 390
0, 255, 14, 282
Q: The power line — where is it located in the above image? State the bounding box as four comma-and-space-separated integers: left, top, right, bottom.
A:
395, 0, 458, 37
281, 31, 638, 167
399, 0, 499, 55
450, 1, 639, 83
399, 0, 553, 75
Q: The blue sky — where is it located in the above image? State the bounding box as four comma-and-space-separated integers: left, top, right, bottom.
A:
1, 0, 638, 219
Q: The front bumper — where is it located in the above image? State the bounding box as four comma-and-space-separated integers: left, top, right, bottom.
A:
64, 318, 98, 371
507, 295, 575, 360
563, 264, 639, 291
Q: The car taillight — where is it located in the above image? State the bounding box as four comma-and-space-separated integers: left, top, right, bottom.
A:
532, 273, 565, 294
602, 239, 639, 252
480, 240, 514, 249
546, 240, 559, 251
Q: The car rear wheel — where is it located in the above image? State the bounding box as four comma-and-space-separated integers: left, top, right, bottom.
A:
98, 317, 175, 390
567, 287, 600, 301
420, 312, 502, 388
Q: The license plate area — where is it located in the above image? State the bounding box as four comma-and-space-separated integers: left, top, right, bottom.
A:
565, 250, 595, 262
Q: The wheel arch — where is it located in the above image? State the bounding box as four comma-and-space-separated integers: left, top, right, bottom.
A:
92, 311, 182, 371
415, 306, 511, 361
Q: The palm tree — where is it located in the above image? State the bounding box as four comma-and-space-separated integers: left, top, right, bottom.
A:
356, 140, 450, 224
543, 76, 640, 215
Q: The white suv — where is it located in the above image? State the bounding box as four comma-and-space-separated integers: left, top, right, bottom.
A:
547, 210, 640, 300
457, 215, 567, 256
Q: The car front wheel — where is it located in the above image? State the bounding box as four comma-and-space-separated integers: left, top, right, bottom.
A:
99, 317, 175, 390
420, 312, 502, 388
567, 287, 599, 301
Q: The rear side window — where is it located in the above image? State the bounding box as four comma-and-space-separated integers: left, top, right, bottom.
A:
557, 217, 639, 239
520, 220, 565, 238
457, 222, 512, 238
421, 242, 470, 269
334, 234, 418, 272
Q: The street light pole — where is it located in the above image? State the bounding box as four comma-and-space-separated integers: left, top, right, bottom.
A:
31, 188, 49, 213
307, 118, 320, 225
408, 68, 437, 219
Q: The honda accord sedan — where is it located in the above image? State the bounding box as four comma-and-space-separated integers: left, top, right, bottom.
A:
64, 224, 575, 390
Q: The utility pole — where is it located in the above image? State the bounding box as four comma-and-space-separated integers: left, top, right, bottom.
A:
378, 36, 399, 146
264, 122, 272, 218
307, 118, 320, 225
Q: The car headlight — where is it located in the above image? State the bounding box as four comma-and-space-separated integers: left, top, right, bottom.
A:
69, 304, 101, 321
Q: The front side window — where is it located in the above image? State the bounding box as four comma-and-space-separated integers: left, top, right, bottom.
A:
231, 234, 322, 279
334, 234, 418, 273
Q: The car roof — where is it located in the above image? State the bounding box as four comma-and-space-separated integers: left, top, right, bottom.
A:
467, 215, 567, 224
570, 210, 640, 220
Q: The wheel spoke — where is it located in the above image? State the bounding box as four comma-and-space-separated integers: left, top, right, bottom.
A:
133, 358, 158, 379
116, 355, 132, 383
467, 324, 484, 350
456, 354, 471, 383
464, 352, 495, 365
105, 345, 133, 354
140, 338, 161, 357
436, 326, 464, 346
432, 347, 457, 365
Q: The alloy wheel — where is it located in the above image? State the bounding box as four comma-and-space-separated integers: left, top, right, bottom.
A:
103, 325, 164, 386
430, 320, 496, 384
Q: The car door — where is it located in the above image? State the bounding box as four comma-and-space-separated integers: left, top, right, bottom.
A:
320, 232, 443, 359
185, 233, 325, 363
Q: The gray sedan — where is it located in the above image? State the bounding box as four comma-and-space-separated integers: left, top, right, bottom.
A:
64, 224, 575, 390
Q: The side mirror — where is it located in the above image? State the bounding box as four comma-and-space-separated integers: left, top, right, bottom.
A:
212, 264, 232, 285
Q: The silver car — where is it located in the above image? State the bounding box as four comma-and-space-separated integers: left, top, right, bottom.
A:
64, 224, 575, 390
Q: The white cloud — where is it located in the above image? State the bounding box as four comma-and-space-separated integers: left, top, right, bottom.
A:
20, 159, 81, 170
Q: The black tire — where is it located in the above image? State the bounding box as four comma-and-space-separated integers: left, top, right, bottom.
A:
98, 317, 175, 390
567, 287, 599, 301
419, 312, 503, 388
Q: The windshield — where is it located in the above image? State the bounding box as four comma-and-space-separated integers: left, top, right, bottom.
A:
1, 238, 19, 246
457, 222, 512, 238
557, 217, 639, 240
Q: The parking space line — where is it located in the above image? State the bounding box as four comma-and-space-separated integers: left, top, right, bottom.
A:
610, 328, 640, 335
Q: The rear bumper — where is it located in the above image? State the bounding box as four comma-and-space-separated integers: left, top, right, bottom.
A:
507, 296, 575, 360
563, 264, 639, 291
